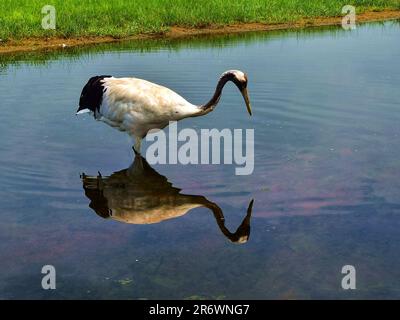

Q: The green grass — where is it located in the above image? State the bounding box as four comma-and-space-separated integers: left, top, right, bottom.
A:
0, 0, 399, 40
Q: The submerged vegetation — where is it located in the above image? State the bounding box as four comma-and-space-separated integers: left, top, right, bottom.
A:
0, 0, 399, 40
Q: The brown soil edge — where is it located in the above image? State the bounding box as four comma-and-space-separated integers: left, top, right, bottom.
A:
1, 9, 399, 55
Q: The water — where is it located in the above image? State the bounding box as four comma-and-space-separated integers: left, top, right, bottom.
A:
0, 21, 400, 299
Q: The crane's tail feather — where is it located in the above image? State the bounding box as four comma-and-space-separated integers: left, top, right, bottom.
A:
77, 75, 112, 115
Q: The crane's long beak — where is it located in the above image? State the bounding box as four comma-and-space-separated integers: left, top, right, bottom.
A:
241, 88, 252, 116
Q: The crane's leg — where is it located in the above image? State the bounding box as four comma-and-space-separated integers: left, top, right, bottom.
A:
133, 137, 142, 155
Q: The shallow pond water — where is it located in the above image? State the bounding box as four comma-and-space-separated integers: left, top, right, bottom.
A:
0, 21, 400, 299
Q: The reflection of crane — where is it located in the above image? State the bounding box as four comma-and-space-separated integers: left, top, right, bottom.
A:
81, 155, 254, 244
76, 70, 252, 154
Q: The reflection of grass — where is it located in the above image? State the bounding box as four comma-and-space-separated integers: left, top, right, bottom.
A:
1, 20, 393, 71
0, 0, 399, 40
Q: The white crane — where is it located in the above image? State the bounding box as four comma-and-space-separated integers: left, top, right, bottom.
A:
76, 70, 252, 154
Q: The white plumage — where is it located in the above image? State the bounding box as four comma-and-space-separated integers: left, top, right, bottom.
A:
77, 70, 252, 153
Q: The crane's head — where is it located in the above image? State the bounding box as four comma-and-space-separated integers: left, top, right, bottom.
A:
223, 70, 252, 116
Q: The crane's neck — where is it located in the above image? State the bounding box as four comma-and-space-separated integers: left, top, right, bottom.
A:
199, 74, 232, 115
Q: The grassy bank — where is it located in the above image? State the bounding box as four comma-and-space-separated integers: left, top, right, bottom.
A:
0, 0, 399, 41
